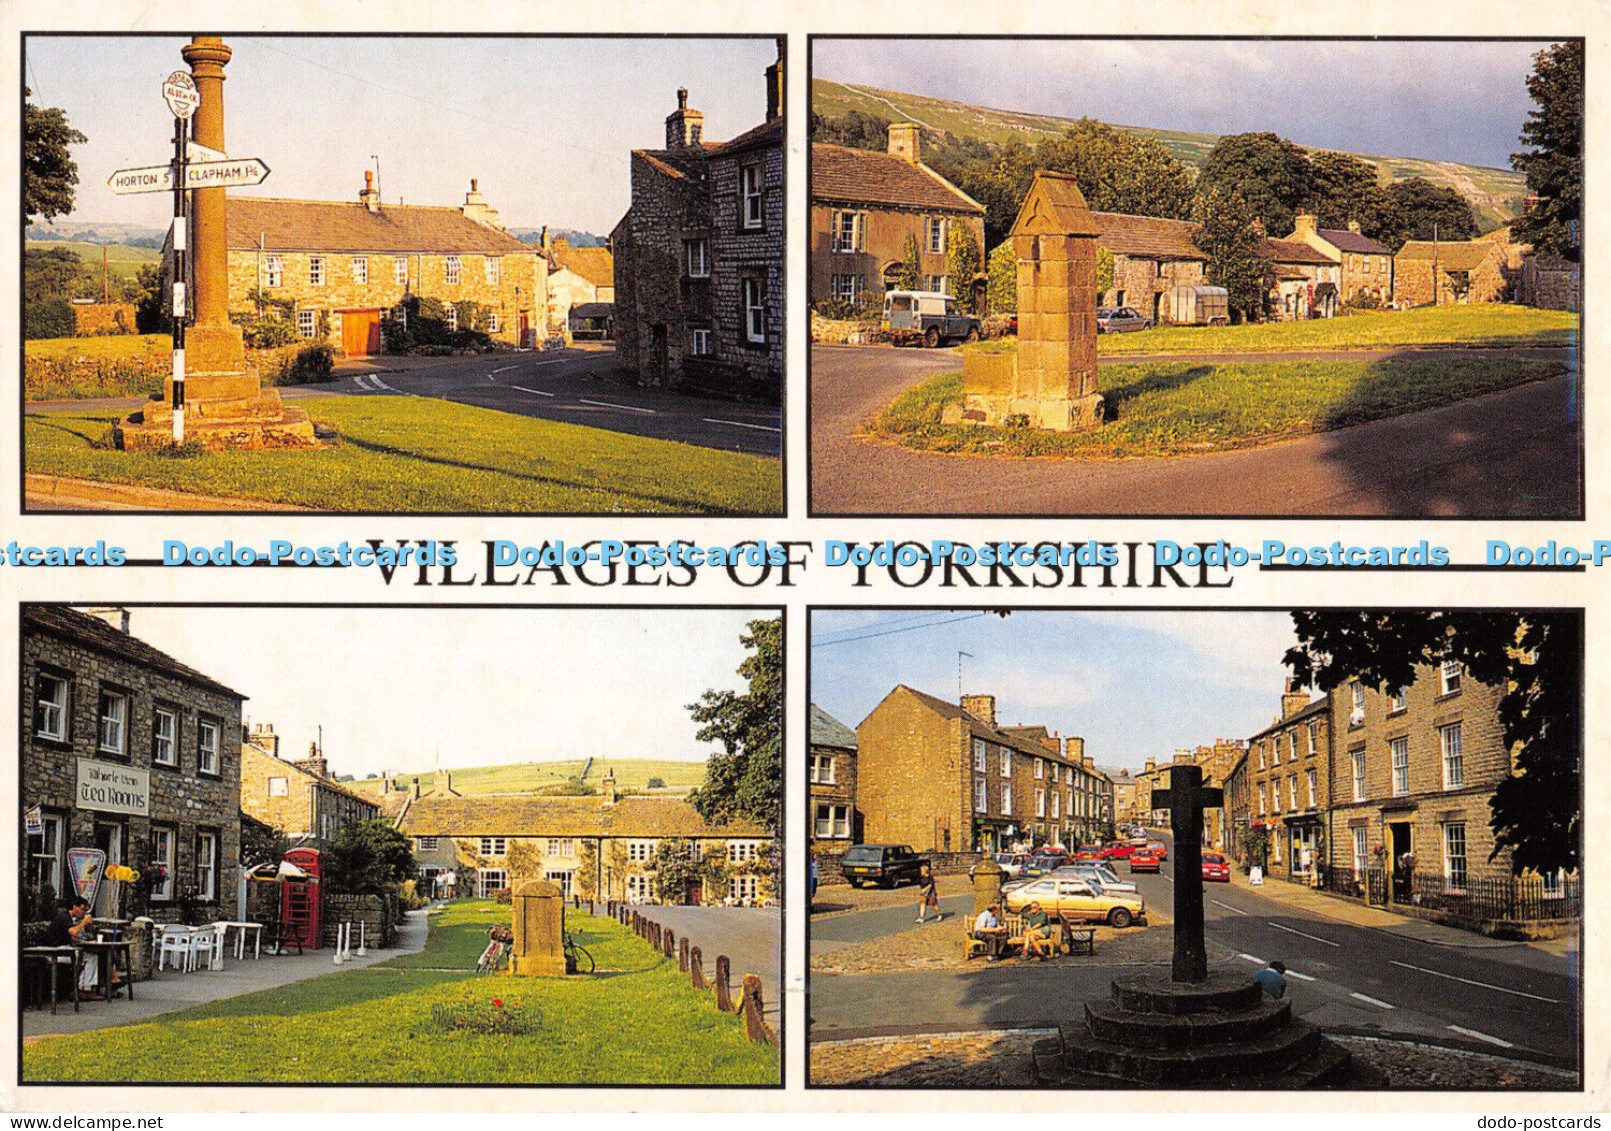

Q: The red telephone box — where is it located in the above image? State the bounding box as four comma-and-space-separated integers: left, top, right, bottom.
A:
280, 847, 323, 949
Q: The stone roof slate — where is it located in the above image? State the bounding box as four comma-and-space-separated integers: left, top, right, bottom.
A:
549, 245, 614, 287
810, 703, 857, 750
1091, 211, 1204, 261
1261, 237, 1338, 266
811, 143, 983, 214
1395, 240, 1496, 272
226, 197, 532, 255
1247, 697, 1330, 742
23, 605, 247, 700
890, 684, 1092, 772
1318, 228, 1391, 255
397, 793, 768, 839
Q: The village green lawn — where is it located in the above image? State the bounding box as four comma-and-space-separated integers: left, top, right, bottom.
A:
25, 396, 782, 514
23, 902, 777, 1085
1087, 304, 1577, 355
867, 353, 1569, 459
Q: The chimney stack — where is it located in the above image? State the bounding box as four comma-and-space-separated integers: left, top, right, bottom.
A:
959, 693, 996, 728
602, 770, 618, 806
665, 88, 704, 151
887, 122, 922, 164
81, 606, 131, 634
1293, 210, 1317, 240
460, 179, 503, 230
1282, 677, 1311, 719
765, 38, 784, 122
411, 776, 421, 800
360, 170, 380, 212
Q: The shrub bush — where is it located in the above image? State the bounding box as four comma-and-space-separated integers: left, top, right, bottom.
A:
429, 990, 540, 1035
281, 344, 335, 385
25, 299, 75, 340
494, 887, 513, 905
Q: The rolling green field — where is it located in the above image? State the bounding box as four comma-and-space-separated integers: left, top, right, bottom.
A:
25, 239, 161, 281
23, 903, 777, 1085
868, 352, 1568, 459
812, 79, 1529, 228
25, 395, 782, 514
345, 758, 708, 799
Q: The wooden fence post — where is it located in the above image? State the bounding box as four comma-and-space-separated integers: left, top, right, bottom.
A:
740, 973, 778, 1045
678, 936, 690, 973
663, 927, 676, 959
714, 954, 733, 1012
689, 945, 706, 989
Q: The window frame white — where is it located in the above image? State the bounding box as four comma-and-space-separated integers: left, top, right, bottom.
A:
479, 837, 508, 857
267, 776, 288, 797
394, 257, 408, 286
813, 803, 850, 839
1440, 660, 1463, 695
149, 825, 174, 901
926, 216, 946, 254
445, 255, 461, 286
741, 163, 763, 229
1440, 722, 1464, 789
974, 777, 988, 813
197, 717, 221, 776
690, 327, 711, 356
1390, 736, 1410, 796
727, 839, 762, 865
1000, 782, 1012, 814
685, 239, 710, 279
1352, 749, 1367, 802
808, 753, 836, 785
485, 255, 500, 285
973, 739, 987, 772
196, 830, 218, 901
263, 254, 283, 288
308, 257, 326, 287
832, 210, 863, 253
1442, 821, 1468, 892
97, 689, 129, 756
152, 705, 178, 766
297, 310, 317, 339
29, 811, 64, 893
628, 840, 655, 863
476, 868, 507, 898
742, 277, 766, 343
352, 256, 368, 286
35, 672, 69, 742
1351, 826, 1369, 875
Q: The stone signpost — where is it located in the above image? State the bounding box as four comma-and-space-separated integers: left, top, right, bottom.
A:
956, 170, 1105, 433
509, 879, 566, 977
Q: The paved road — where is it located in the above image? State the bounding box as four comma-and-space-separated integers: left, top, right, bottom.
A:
809, 835, 1578, 1062
812, 892, 974, 952
809, 343, 1580, 516
27, 346, 781, 458
634, 905, 782, 1026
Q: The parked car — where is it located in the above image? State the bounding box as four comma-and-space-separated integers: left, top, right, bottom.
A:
991, 852, 1029, 877
1052, 863, 1140, 896
1128, 850, 1161, 874
838, 844, 930, 888
1101, 841, 1139, 860
882, 289, 982, 348
1019, 853, 1070, 879
1003, 876, 1146, 928
1072, 845, 1106, 862
1096, 306, 1153, 333
1202, 852, 1231, 883
1146, 840, 1168, 861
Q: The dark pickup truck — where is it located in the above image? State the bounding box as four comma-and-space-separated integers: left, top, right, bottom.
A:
839, 844, 931, 888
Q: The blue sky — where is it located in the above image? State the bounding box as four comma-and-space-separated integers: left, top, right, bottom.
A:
813, 39, 1558, 171
811, 610, 1306, 773
25, 35, 778, 234
114, 607, 766, 778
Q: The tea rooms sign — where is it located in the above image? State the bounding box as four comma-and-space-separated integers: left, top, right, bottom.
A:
76, 759, 150, 817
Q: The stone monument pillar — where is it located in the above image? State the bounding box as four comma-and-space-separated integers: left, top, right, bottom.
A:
115, 36, 316, 451
509, 879, 567, 976
970, 856, 1004, 916
960, 171, 1105, 432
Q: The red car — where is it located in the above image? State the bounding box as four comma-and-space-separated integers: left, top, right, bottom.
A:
1101, 841, 1139, 860
1146, 841, 1169, 861
1073, 846, 1105, 862
1129, 851, 1161, 873
1202, 852, 1231, 882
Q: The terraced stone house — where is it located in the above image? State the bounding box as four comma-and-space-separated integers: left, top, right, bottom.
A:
21, 606, 245, 921
1286, 212, 1394, 304
809, 703, 859, 850
240, 723, 379, 842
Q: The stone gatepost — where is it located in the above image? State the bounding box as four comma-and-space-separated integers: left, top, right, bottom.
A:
971, 856, 1005, 916
960, 170, 1105, 432
509, 879, 566, 976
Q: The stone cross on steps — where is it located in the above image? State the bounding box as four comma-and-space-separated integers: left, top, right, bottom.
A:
1149, 763, 1223, 984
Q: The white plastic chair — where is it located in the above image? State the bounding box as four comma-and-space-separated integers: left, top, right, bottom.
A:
188, 925, 224, 971
156, 925, 194, 972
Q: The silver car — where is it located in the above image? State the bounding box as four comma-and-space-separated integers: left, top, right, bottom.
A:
1096, 306, 1153, 333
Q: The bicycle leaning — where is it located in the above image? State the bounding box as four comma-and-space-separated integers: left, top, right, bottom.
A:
476, 924, 593, 974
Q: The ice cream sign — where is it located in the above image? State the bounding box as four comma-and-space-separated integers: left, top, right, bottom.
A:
76, 759, 150, 817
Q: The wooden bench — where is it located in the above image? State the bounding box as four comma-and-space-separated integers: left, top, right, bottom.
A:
1058, 917, 1096, 956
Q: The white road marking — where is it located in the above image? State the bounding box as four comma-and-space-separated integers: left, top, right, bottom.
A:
367, 374, 418, 398
1349, 992, 1396, 1009
491, 365, 517, 374
1285, 970, 1316, 982
1238, 953, 1264, 964
509, 385, 554, 397
1389, 960, 1561, 1003
702, 417, 782, 433
352, 374, 374, 391
1269, 921, 1340, 947
1447, 1024, 1515, 1049
1211, 899, 1247, 915
579, 398, 654, 414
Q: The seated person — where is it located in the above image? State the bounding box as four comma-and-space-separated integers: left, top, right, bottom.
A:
45, 898, 104, 997
1020, 901, 1054, 959
973, 904, 1007, 958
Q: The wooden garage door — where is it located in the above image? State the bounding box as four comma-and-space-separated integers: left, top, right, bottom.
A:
341, 309, 382, 356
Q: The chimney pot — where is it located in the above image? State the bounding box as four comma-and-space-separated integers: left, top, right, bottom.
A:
677, 88, 688, 110
471, 178, 478, 192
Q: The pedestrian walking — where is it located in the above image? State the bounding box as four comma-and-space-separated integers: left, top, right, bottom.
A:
916, 870, 941, 923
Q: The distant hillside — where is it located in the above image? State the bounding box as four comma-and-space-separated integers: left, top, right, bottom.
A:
347, 758, 706, 800
25, 240, 161, 283
813, 79, 1529, 231
511, 227, 608, 248
27, 220, 167, 246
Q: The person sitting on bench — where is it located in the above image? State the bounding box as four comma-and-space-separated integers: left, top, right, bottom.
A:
1020, 902, 1054, 960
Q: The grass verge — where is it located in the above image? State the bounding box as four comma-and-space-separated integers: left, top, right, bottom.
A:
1087, 304, 1577, 355
26, 395, 782, 514
24, 335, 171, 400
23, 902, 778, 1085
866, 354, 1568, 459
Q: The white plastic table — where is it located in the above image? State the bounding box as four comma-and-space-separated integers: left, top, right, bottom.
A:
213, 921, 264, 960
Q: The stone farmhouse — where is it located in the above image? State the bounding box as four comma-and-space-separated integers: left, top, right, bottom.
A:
1286, 212, 1393, 304
1260, 235, 1341, 320
810, 125, 987, 310
854, 686, 1112, 856
220, 175, 547, 354
240, 723, 379, 842
22, 606, 245, 922
391, 770, 772, 905
539, 232, 615, 340
612, 43, 784, 400
1089, 211, 1207, 324
1391, 237, 1510, 307
808, 703, 859, 850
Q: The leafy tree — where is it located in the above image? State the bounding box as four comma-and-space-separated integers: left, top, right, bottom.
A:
645, 776, 665, 790
324, 819, 419, 894
24, 246, 93, 305
687, 616, 782, 835
1308, 151, 1384, 232
1191, 188, 1267, 322
947, 140, 1038, 249
240, 812, 290, 870
1195, 132, 1316, 237
1369, 177, 1479, 252
1096, 244, 1114, 297
986, 241, 1017, 314
650, 839, 709, 904
1033, 118, 1195, 221
810, 109, 891, 151
945, 220, 981, 309
1511, 41, 1582, 260
24, 87, 86, 223
892, 233, 923, 291
24, 298, 75, 340
1283, 611, 1580, 875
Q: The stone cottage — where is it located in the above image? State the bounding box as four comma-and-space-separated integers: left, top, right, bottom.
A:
22, 606, 245, 921
1392, 238, 1510, 307
1286, 212, 1393, 305
539, 232, 615, 340
808, 703, 859, 851
611, 42, 784, 400
1089, 211, 1208, 324
240, 723, 379, 842
218, 175, 547, 353
392, 770, 773, 905
809, 126, 987, 309
1260, 236, 1341, 320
